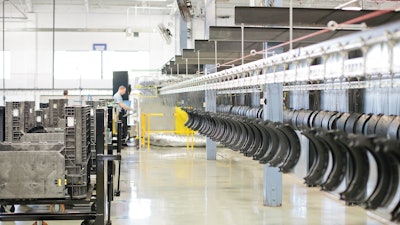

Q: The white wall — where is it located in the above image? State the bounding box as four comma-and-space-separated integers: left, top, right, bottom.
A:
0, 9, 177, 90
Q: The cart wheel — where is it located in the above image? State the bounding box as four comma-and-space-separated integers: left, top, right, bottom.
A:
81, 220, 94, 225
10, 205, 15, 213
91, 203, 97, 212
1, 205, 14, 213
50, 204, 65, 213
33, 221, 48, 225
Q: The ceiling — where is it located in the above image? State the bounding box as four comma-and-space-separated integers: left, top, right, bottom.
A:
3, 0, 400, 16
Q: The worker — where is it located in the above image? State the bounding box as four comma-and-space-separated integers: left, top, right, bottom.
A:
113, 85, 131, 145
63, 89, 71, 106
63, 90, 68, 98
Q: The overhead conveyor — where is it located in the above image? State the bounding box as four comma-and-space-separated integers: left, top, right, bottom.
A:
183, 108, 301, 172
160, 15, 400, 222
183, 106, 400, 220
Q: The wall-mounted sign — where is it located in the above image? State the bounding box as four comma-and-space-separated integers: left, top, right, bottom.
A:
92, 43, 107, 51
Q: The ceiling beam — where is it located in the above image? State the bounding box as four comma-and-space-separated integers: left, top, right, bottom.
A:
234, 7, 400, 27
194, 40, 264, 53
25, 0, 33, 13
209, 26, 358, 44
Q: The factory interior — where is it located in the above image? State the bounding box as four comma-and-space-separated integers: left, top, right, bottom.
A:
1, 0, 400, 224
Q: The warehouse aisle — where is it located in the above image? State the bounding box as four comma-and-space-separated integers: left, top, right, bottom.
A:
0, 146, 392, 225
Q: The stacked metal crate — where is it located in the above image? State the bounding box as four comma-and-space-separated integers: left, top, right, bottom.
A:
49, 99, 68, 128
64, 105, 91, 199
34, 110, 44, 127
5, 101, 35, 142
42, 108, 50, 127
0, 143, 66, 199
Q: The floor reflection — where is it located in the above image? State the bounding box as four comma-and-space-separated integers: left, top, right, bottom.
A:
0, 146, 393, 225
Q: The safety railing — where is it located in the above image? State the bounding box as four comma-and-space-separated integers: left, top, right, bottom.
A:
140, 113, 195, 150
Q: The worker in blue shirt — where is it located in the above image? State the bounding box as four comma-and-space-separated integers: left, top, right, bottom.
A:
113, 86, 131, 111
113, 85, 132, 145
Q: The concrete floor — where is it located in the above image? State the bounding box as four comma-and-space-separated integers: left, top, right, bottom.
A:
0, 146, 395, 225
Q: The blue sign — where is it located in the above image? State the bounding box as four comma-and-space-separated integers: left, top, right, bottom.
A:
92, 43, 107, 51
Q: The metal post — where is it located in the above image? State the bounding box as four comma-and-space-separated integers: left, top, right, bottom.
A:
52, 0, 55, 89
2, 0, 5, 106
95, 109, 106, 225
197, 50, 200, 74
263, 83, 283, 207
101, 51, 104, 79
251, 71, 261, 107
289, 0, 293, 50
115, 121, 122, 196
214, 40, 218, 67
241, 23, 244, 65
185, 58, 188, 75
205, 72, 217, 160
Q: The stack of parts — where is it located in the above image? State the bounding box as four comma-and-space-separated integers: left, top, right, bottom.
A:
183, 107, 400, 222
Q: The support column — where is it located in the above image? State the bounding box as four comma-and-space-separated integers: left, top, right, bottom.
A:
251, 92, 260, 108
263, 83, 283, 206
203, 0, 217, 160
205, 85, 217, 160
179, 17, 188, 54
204, 0, 216, 39
237, 94, 245, 105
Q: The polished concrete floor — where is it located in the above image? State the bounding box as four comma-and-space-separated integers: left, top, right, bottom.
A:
0, 146, 395, 225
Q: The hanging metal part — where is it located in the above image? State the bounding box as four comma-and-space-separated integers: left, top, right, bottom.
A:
364, 138, 396, 210
183, 106, 400, 221
302, 129, 330, 186
318, 131, 348, 191
279, 125, 301, 173
339, 135, 369, 205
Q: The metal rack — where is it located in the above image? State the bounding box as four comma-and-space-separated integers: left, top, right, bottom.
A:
4, 101, 35, 142
158, 20, 400, 219
160, 21, 400, 95
64, 106, 91, 199
49, 99, 68, 128
0, 108, 122, 225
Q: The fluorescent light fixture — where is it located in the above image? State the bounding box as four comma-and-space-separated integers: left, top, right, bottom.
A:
335, 0, 362, 11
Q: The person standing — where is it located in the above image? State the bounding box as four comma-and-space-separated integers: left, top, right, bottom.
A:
113, 85, 131, 145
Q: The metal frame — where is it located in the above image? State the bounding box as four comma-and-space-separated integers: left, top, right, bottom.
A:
159, 19, 400, 213
159, 21, 400, 95
0, 108, 121, 225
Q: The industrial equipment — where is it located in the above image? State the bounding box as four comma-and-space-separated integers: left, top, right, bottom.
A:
0, 104, 122, 225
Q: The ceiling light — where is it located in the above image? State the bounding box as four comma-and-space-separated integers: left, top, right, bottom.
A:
335, 0, 362, 11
